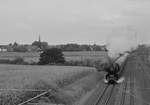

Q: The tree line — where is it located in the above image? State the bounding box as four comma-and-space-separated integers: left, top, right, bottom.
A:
55, 44, 107, 51
4, 41, 107, 52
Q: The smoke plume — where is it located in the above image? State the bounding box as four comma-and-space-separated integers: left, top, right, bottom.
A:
107, 35, 138, 58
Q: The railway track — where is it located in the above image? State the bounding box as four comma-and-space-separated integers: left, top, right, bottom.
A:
91, 55, 129, 105
139, 61, 150, 81
90, 51, 150, 105
114, 64, 130, 105
129, 71, 135, 105
92, 84, 115, 105
138, 61, 150, 105
119, 82, 127, 105
125, 58, 150, 105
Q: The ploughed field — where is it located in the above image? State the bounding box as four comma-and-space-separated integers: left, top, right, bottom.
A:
0, 51, 107, 62
0, 64, 94, 105
83, 48, 150, 105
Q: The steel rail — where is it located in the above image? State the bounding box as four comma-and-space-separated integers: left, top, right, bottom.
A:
92, 54, 129, 105
127, 59, 150, 105
99, 54, 129, 105
93, 85, 110, 105
93, 85, 115, 105
119, 82, 127, 105
103, 85, 115, 105
139, 62, 150, 81
118, 57, 130, 105
129, 72, 134, 105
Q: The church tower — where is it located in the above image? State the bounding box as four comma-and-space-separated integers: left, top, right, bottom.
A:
38, 35, 41, 43
38, 35, 42, 49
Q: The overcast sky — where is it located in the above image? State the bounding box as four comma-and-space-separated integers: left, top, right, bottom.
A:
0, 0, 150, 47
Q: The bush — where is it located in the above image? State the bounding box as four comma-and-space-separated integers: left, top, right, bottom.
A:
11, 57, 25, 64
39, 48, 65, 65
0, 59, 11, 64
64, 59, 95, 67
94, 60, 109, 71
0, 57, 28, 65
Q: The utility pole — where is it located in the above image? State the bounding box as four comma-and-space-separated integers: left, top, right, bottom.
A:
134, 31, 138, 47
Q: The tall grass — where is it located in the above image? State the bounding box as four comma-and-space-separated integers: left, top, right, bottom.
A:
0, 64, 94, 105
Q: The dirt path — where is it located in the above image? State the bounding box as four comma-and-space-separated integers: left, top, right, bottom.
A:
82, 52, 150, 105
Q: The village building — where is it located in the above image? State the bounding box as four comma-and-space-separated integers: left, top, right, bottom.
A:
0, 45, 8, 52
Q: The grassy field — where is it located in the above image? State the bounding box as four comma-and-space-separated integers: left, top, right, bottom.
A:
0, 64, 94, 105
0, 51, 108, 62
0, 51, 108, 104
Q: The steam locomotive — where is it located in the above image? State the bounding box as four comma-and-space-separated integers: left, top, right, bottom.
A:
103, 53, 128, 84
95, 53, 128, 84
104, 63, 121, 84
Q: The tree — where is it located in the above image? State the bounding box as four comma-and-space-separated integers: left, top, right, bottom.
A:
32, 41, 41, 48
32, 41, 49, 50
92, 44, 102, 51
80, 45, 91, 51
8, 43, 12, 46
13, 45, 28, 52
13, 42, 18, 46
39, 48, 65, 65
41, 42, 49, 50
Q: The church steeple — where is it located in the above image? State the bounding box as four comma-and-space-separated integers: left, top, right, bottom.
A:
38, 35, 41, 43
38, 34, 42, 49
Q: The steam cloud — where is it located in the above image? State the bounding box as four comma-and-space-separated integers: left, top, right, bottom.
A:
107, 35, 138, 58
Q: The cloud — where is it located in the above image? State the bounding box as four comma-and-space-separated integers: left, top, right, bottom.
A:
15, 22, 33, 31
0, 0, 150, 46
